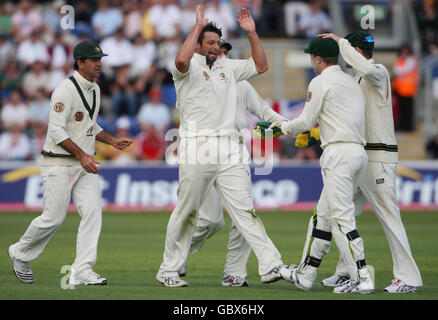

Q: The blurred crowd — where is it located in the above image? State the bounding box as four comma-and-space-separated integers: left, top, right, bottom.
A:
0, 0, 437, 162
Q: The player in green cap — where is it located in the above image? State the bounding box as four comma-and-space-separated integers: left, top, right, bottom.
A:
315, 31, 423, 293
8, 40, 133, 286
274, 36, 375, 294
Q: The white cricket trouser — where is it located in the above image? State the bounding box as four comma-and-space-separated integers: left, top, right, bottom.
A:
333, 162, 423, 286
298, 143, 368, 284
10, 165, 102, 279
190, 188, 252, 279
158, 136, 282, 277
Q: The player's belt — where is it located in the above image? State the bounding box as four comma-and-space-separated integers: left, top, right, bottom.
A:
41, 150, 74, 158
364, 143, 398, 152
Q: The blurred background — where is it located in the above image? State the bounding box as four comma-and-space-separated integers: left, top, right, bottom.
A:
0, 0, 437, 211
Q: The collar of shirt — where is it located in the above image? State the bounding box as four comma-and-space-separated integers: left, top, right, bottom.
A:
193, 52, 209, 66
72, 70, 98, 92
320, 64, 341, 75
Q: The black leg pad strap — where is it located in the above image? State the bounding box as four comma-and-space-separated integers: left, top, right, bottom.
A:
346, 229, 360, 241
312, 228, 332, 241
304, 255, 322, 268
356, 259, 366, 269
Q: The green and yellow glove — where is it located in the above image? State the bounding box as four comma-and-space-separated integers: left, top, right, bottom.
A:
253, 121, 284, 139
295, 127, 320, 148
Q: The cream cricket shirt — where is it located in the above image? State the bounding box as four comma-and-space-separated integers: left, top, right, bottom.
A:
41, 70, 103, 165
338, 38, 398, 163
172, 53, 258, 138
235, 80, 287, 131
282, 65, 366, 149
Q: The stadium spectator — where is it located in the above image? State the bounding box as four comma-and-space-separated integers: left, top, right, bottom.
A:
10, 0, 42, 41
0, 61, 22, 99
0, 2, 13, 36
96, 116, 137, 164
22, 60, 50, 99
16, 31, 50, 67
297, 0, 332, 38
47, 61, 73, 93
124, 0, 143, 40
136, 123, 166, 161
137, 87, 172, 133
109, 64, 138, 116
27, 88, 50, 127
1, 89, 28, 130
99, 28, 134, 70
148, 0, 182, 41
140, 0, 155, 41
180, 0, 196, 38
49, 31, 72, 69
29, 121, 47, 161
91, 0, 124, 40
42, 0, 66, 35
392, 44, 420, 131
0, 35, 15, 71
416, 0, 438, 55
129, 32, 157, 82
205, 0, 237, 40
72, 0, 95, 40
0, 123, 32, 160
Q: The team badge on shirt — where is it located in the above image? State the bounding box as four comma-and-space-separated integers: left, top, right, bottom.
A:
203, 71, 210, 80
306, 91, 312, 102
74, 112, 84, 121
54, 102, 65, 113
220, 72, 228, 81
86, 127, 94, 137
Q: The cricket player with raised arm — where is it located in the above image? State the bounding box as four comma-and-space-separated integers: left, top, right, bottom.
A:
8, 40, 133, 286
257, 37, 374, 294
314, 31, 423, 293
182, 39, 288, 287
156, 4, 285, 287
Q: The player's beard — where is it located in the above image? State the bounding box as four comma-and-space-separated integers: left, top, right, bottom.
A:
206, 52, 217, 67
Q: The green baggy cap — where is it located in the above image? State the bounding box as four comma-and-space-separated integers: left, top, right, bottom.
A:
344, 31, 375, 50
73, 40, 108, 60
219, 39, 232, 51
304, 37, 339, 57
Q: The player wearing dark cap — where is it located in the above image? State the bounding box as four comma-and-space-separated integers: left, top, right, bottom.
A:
277, 36, 374, 294
8, 40, 133, 286
316, 31, 423, 293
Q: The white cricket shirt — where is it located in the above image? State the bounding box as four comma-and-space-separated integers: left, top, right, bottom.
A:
172, 52, 258, 138
338, 38, 398, 163
41, 70, 103, 164
282, 65, 366, 149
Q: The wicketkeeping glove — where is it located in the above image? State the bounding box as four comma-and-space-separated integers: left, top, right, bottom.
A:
295, 127, 320, 148
253, 121, 284, 139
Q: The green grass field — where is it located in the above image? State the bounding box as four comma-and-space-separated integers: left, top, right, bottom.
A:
0, 210, 437, 300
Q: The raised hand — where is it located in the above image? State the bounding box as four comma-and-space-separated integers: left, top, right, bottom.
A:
237, 8, 255, 34
317, 33, 341, 42
196, 3, 208, 27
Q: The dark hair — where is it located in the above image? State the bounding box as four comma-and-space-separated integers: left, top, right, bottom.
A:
197, 22, 222, 44
321, 56, 338, 65
359, 47, 373, 59
73, 58, 85, 70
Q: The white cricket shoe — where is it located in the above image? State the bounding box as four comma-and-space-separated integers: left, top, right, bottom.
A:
333, 277, 374, 294
260, 264, 286, 283
384, 279, 417, 293
321, 274, 350, 287
69, 271, 107, 285
8, 246, 34, 284
280, 265, 313, 291
222, 275, 248, 287
156, 273, 188, 287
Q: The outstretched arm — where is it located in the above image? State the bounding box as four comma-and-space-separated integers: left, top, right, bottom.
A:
237, 8, 268, 74
175, 4, 208, 74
